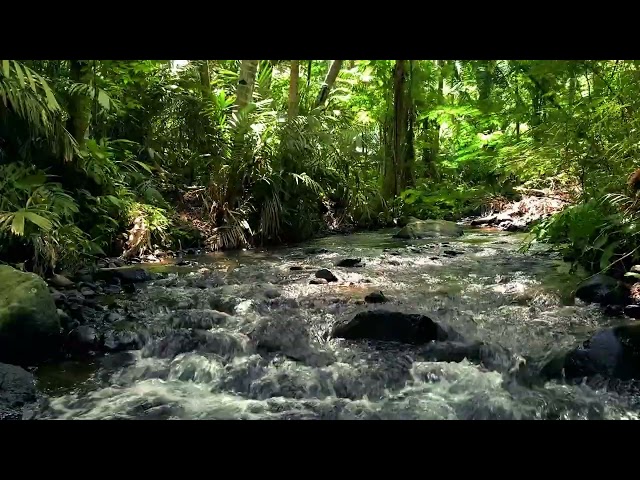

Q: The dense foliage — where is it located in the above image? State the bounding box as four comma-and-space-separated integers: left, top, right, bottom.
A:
1, 59, 638, 277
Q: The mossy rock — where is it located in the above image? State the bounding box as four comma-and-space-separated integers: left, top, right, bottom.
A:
394, 219, 464, 239
0, 266, 61, 365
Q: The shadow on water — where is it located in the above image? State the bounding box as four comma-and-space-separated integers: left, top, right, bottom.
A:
32, 227, 640, 420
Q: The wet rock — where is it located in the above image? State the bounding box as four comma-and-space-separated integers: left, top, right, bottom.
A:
0, 266, 62, 365
331, 310, 455, 345
0, 363, 36, 420
103, 284, 123, 295
603, 305, 624, 317
394, 219, 463, 240
315, 269, 338, 282
69, 325, 99, 350
99, 351, 137, 371
542, 323, 640, 381
443, 250, 462, 256
364, 291, 388, 304
575, 274, 629, 306
304, 247, 330, 255
64, 290, 85, 304
49, 274, 74, 289
336, 258, 363, 268
103, 330, 143, 352
58, 309, 79, 331
108, 262, 118, 269
249, 316, 335, 367
310, 278, 328, 285
631, 265, 640, 274
396, 216, 419, 228
80, 287, 96, 297
264, 288, 281, 299
418, 341, 514, 373
176, 260, 196, 266
386, 260, 401, 266
169, 309, 234, 329
50, 289, 66, 305
359, 278, 372, 284
289, 266, 304, 271
122, 283, 142, 294
384, 249, 402, 256
143, 329, 248, 361
105, 311, 125, 323
625, 305, 640, 319
97, 267, 151, 285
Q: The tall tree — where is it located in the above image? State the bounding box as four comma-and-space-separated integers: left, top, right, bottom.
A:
66, 60, 92, 148
315, 60, 343, 108
236, 60, 259, 109
288, 60, 300, 119
383, 60, 415, 199
423, 60, 445, 178
198, 60, 211, 98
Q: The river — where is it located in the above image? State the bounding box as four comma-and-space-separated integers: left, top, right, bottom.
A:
30, 228, 640, 419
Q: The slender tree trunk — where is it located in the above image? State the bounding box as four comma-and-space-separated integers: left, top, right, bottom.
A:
475, 60, 494, 116
288, 60, 300, 120
235, 60, 259, 109
383, 60, 415, 199
423, 60, 444, 178
66, 60, 92, 148
198, 60, 211, 98
315, 60, 343, 108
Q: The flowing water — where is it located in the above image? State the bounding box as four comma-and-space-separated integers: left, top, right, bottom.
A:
31, 228, 640, 420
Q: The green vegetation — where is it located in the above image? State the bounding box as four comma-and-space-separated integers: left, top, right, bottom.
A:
1, 59, 639, 278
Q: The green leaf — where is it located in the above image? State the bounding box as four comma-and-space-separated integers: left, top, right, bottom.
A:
1, 60, 9, 78
24, 67, 37, 93
133, 160, 153, 174
593, 234, 609, 250
106, 195, 122, 206
15, 173, 47, 188
97, 89, 111, 110
88, 241, 106, 255
12, 61, 25, 86
624, 272, 640, 279
40, 80, 59, 111
600, 241, 620, 271
23, 211, 53, 231
11, 212, 24, 236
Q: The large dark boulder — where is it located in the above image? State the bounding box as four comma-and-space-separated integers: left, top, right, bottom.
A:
0, 363, 36, 420
331, 310, 457, 345
394, 219, 463, 240
0, 266, 61, 365
542, 323, 640, 381
96, 267, 151, 285
574, 274, 629, 306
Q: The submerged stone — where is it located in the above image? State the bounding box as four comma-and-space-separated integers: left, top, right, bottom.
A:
575, 274, 629, 306
331, 310, 454, 345
542, 323, 640, 381
394, 219, 463, 240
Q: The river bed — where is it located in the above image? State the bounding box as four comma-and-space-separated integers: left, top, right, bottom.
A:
31, 228, 640, 420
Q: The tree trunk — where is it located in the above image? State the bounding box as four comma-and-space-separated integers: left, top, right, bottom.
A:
315, 60, 343, 108
198, 60, 211, 98
288, 60, 300, 120
383, 60, 415, 199
235, 60, 259, 109
474, 60, 494, 117
66, 60, 92, 148
423, 60, 444, 178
